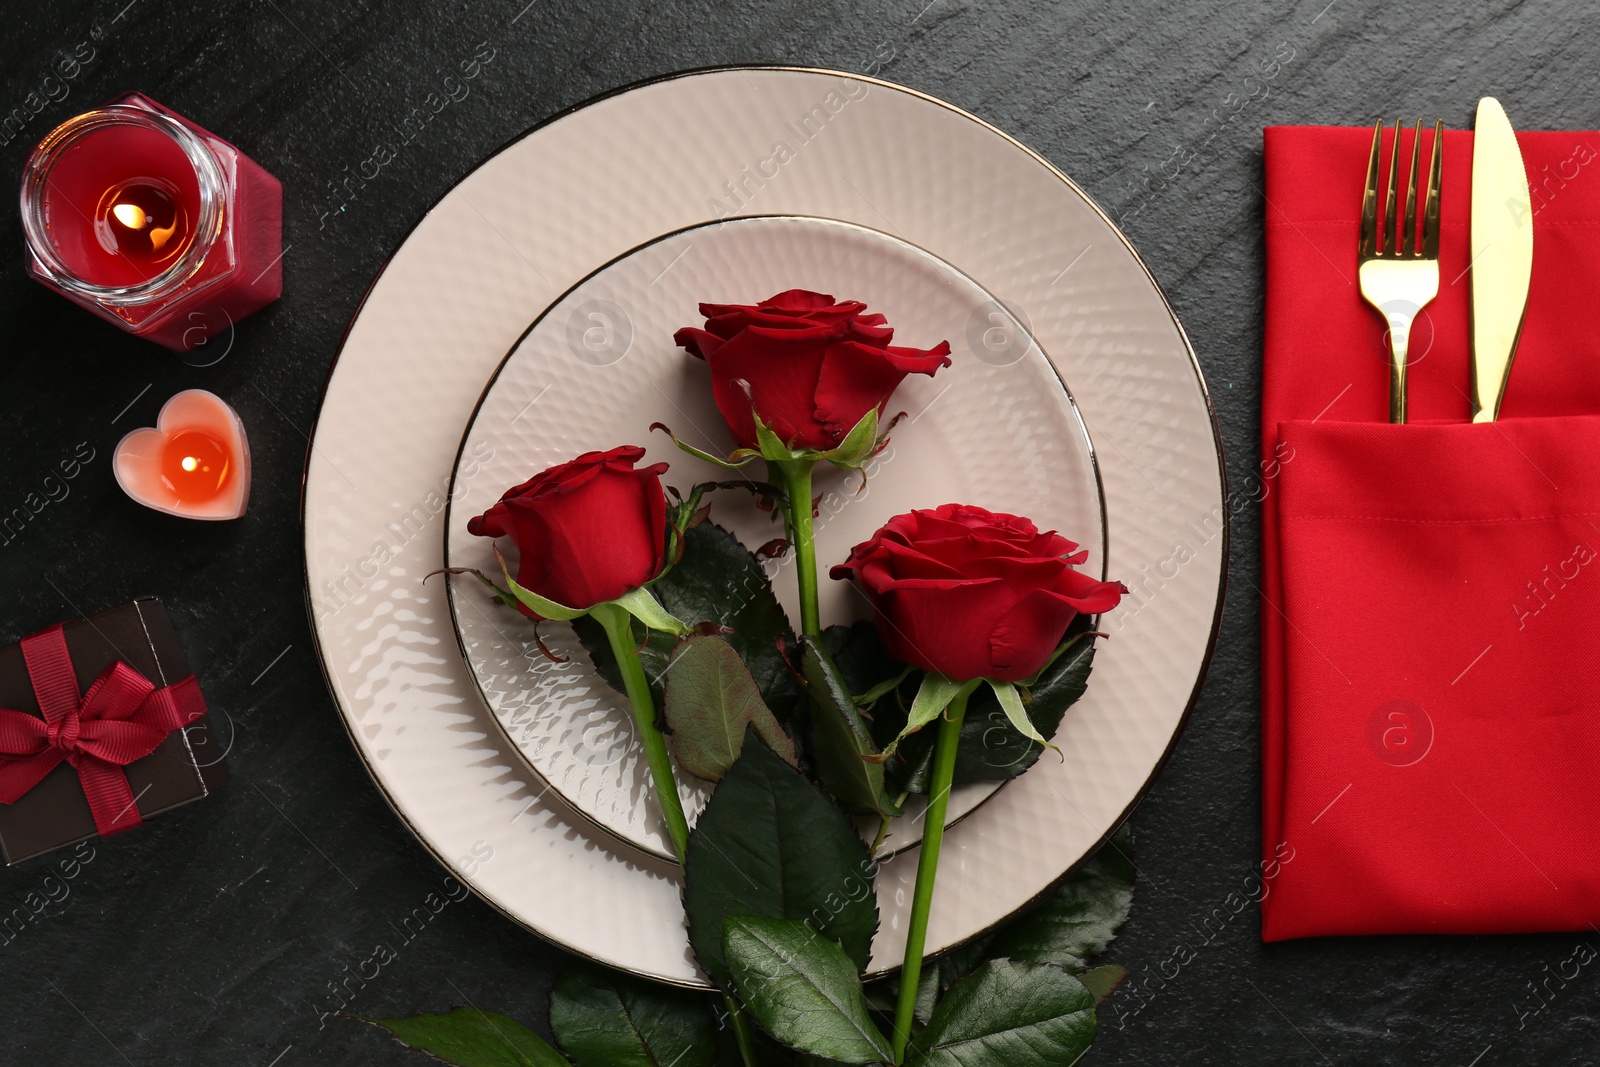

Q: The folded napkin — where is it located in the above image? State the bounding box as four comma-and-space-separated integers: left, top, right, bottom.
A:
1261, 125, 1600, 940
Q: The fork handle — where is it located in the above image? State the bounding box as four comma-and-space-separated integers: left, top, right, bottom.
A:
1387, 314, 1412, 424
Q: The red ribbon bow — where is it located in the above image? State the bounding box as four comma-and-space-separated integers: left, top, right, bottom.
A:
0, 625, 206, 836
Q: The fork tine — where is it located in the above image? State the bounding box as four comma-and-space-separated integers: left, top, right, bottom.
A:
1360, 119, 1382, 258
1422, 119, 1443, 259
1402, 119, 1422, 256
1383, 118, 1401, 254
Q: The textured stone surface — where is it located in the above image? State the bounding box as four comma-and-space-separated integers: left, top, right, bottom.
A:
1, 0, 1593, 1064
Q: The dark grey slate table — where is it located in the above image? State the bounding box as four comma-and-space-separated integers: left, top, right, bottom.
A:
2, 1, 1593, 1063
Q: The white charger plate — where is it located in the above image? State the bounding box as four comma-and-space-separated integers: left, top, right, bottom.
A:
304, 67, 1225, 986
444, 214, 1103, 861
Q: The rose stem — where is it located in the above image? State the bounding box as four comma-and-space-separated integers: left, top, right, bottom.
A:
890, 681, 978, 1063
592, 603, 759, 1067
590, 602, 690, 861
776, 458, 821, 637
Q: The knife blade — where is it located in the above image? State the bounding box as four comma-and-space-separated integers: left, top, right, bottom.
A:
1469, 97, 1534, 423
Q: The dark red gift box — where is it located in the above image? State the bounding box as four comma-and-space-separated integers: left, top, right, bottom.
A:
0, 598, 226, 863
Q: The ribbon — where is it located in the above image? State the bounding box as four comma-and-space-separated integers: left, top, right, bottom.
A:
0, 625, 206, 836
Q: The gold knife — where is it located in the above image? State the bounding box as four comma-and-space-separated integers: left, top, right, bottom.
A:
1469, 97, 1534, 423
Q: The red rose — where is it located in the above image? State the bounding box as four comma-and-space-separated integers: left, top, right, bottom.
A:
674, 289, 952, 451
830, 503, 1126, 682
467, 446, 669, 616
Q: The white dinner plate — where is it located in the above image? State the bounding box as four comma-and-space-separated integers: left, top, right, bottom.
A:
303, 67, 1225, 987
444, 214, 1103, 861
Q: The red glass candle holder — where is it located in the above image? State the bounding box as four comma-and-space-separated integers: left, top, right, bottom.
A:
19, 92, 282, 352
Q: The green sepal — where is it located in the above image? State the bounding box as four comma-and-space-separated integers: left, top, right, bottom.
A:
495, 547, 588, 621
752, 410, 799, 463
651, 421, 758, 471
989, 678, 1061, 754
608, 586, 690, 636
877, 672, 970, 762
851, 663, 915, 710
813, 407, 880, 470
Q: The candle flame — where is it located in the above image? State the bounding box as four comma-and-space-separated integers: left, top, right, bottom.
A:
111, 202, 148, 230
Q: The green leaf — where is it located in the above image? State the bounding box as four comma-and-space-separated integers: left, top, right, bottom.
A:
819, 622, 903, 698
609, 586, 690, 636
683, 741, 878, 987
351, 1006, 572, 1067
815, 408, 879, 469
799, 636, 902, 818
723, 916, 892, 1064
549, 962, 718, 1067
1076, 964, 1129, 1005
904, 961, 1095, 1067
983, 823, 1135, 969
664, 636, 797, 781
988, 679, 1058, 752
882, 631, 1098, 791
495, 549, 589, 621
575, 523, 800, 715
911, 938, 993, 1026
904, 824, 1135, 1018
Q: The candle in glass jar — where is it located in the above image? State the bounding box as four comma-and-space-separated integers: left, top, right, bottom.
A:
21, 93, 282, 352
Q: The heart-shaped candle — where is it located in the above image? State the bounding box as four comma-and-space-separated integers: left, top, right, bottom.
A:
114, 389, 250, 520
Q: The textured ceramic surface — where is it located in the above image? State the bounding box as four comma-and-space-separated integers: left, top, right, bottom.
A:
304, 68, 1224, 987
446, 214, 1099, 861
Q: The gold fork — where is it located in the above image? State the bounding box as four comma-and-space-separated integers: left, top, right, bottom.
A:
1359, 118, 1443, 424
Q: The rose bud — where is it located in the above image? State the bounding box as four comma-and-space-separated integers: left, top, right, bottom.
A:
831, 503, 1126, 682
673, 288, 951, 451
467, 445, 669, 617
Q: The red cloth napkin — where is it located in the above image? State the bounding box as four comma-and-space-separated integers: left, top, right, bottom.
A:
1261, 125, 1600, 940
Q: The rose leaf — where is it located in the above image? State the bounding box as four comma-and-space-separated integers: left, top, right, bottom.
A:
549, 961, 718, 1067
347, 1006, 572, 1066
980, 822, 1135, 970
723, 916, 892, 1064
899, 822, 1134, 1019
799, 636, 903, 818
904, 960, 1095, 1067
1076, 965, 1131, 1005
683, 741, 878, 988
663, 636, 797, 782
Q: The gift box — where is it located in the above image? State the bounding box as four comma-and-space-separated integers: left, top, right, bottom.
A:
0, 598, 226, 863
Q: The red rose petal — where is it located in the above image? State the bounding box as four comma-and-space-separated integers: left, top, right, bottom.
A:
702, 328, 833, 449
988, 588, 1085, 681
674, 327, 723, 360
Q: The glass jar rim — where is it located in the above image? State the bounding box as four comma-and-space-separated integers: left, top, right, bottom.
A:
19, 103, 227, 307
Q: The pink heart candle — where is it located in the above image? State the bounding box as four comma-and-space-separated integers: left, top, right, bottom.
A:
114, 390, 250, 520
